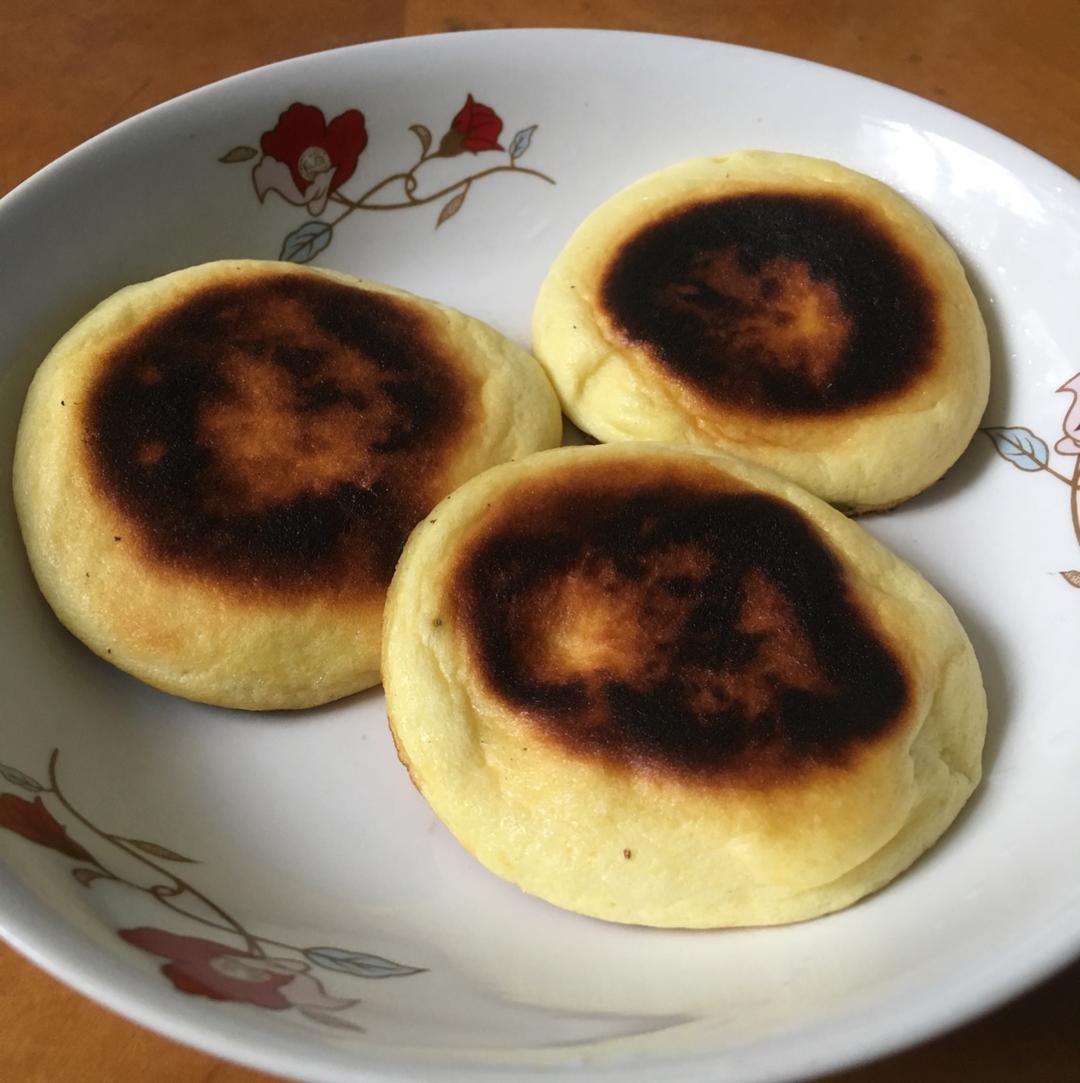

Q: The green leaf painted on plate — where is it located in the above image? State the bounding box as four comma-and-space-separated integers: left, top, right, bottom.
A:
508, 125, 537, 161
280, 221, 333, 263
0, 763, 45, 793
983, 426, 1049, 471
304, 946, 425, 979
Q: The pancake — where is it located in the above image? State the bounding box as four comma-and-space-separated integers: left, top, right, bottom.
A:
13, 260, 562, 709
532, 151, 990, 512
383, 443, 986, 927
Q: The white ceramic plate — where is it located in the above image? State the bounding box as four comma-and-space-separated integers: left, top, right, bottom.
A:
2, 29, 1079, 1083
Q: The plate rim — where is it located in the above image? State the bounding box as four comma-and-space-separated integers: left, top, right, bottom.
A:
2, 27, 1077, 218
2, 26, 1079, 1083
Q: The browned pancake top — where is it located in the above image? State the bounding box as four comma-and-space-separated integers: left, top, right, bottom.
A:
453, 461, 911, 782
599, 192, 939, 416
85, 272, 473, 596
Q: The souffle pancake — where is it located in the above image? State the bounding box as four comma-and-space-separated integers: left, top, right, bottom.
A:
532, 151, 990, 512
383, 443, 987, 927
13, 260, 562, 709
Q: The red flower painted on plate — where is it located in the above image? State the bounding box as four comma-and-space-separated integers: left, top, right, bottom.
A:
253, 103, 368, 216
0, 793, 99, 865
437, 94, 504, 156
1055, 372, 1080, 455
120, 928, 356, 1011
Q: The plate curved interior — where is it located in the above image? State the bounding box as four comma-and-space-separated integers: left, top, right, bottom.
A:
2, 28, 1079, 1083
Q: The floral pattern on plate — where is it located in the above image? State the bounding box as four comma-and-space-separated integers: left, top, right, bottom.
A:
0, 752, 424, 1033
220, 94, 554, 263
983, 371, 1080, 585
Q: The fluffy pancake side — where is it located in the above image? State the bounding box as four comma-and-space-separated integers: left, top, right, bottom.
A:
383, 443, 986, 927
14, 260, 562, 708
532, 152, 990, 512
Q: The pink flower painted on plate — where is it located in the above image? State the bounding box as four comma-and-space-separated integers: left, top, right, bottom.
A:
120, 928, 355, 1012
1055, 372, 1080, 454
253, 103, 368, 216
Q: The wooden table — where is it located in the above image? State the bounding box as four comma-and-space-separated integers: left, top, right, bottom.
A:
1, 2, 1078, 1080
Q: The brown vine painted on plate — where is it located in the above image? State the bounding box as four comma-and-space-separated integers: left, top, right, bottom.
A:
0, 751, 424, 1031
220, 94, 554, 263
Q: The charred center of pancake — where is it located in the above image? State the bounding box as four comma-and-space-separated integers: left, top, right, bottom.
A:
85, 274, 471, 592
599, 191, 938, 414
454, 472, 910, 779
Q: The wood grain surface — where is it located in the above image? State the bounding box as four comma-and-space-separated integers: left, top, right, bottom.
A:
2, 2, 1078, 1081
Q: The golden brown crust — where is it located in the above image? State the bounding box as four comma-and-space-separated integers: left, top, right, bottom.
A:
14, 260, 563, 708
598, 191, 939, 416
383, 442, 987, 927
532, 152, 991, 512
82, 271, 476, 605
449, 459, 914, 787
